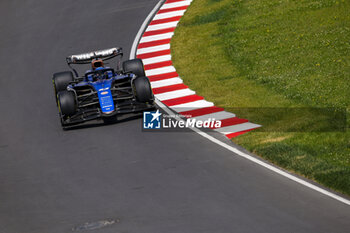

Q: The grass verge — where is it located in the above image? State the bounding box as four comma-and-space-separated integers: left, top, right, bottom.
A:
171, 0, 350, 195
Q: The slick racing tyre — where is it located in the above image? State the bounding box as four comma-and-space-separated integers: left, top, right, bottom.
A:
58, 91, 76, 117
123, 59, 146, 77
53, 71, 74, 94
133, 76, 153, 103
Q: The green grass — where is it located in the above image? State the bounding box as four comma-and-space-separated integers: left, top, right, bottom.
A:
171, 0, 350, 195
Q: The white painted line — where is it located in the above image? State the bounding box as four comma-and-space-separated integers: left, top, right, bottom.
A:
171, 100, 214, 112
142, 55, 172, 65
214, 122, 261, 135
136, 44, 170, 55
131, 0, 350, 206
145, 66, 176, 76
191, 111, 236, 121
151, 77, 182, 88
155, 88, 195, 101
130, 0, 164, 60
157, 98, 350, 206
153, 10, 186, 20
146, 21, 179, 32
140, 32, 174, 43
160, 1, 192, 10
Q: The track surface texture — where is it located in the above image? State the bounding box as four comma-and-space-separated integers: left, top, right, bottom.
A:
0, 0, 349, 232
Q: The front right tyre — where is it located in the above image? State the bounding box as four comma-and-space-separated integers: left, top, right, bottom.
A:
58, 90, 76, 117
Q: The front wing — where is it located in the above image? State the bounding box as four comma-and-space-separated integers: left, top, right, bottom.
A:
60, 100, 155, 128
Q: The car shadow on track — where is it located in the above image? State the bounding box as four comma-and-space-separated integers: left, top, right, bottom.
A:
63, 113, 143, 131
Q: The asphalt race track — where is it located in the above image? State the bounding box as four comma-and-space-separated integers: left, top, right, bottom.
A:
0, 0, 349, 232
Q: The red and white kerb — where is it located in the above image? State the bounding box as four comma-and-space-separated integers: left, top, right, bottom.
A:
136, 0, 261, 138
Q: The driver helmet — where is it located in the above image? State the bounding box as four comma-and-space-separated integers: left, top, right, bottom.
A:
91, 59, 104, 70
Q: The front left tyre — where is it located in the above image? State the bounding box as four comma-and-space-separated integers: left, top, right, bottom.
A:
58, 90, 76, 117
133, 76, 153, 103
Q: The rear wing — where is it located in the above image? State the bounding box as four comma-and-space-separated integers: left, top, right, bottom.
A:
66, 47, 123, 64
66, 47, 123, 77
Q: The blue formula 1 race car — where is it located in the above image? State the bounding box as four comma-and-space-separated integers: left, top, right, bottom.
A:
53, 47, 155, 128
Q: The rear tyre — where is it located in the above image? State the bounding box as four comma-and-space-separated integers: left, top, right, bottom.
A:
123, 59, 145, 77
58, 91, 76, 117
133, 76, 153, 103
53, 71, 74, 96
